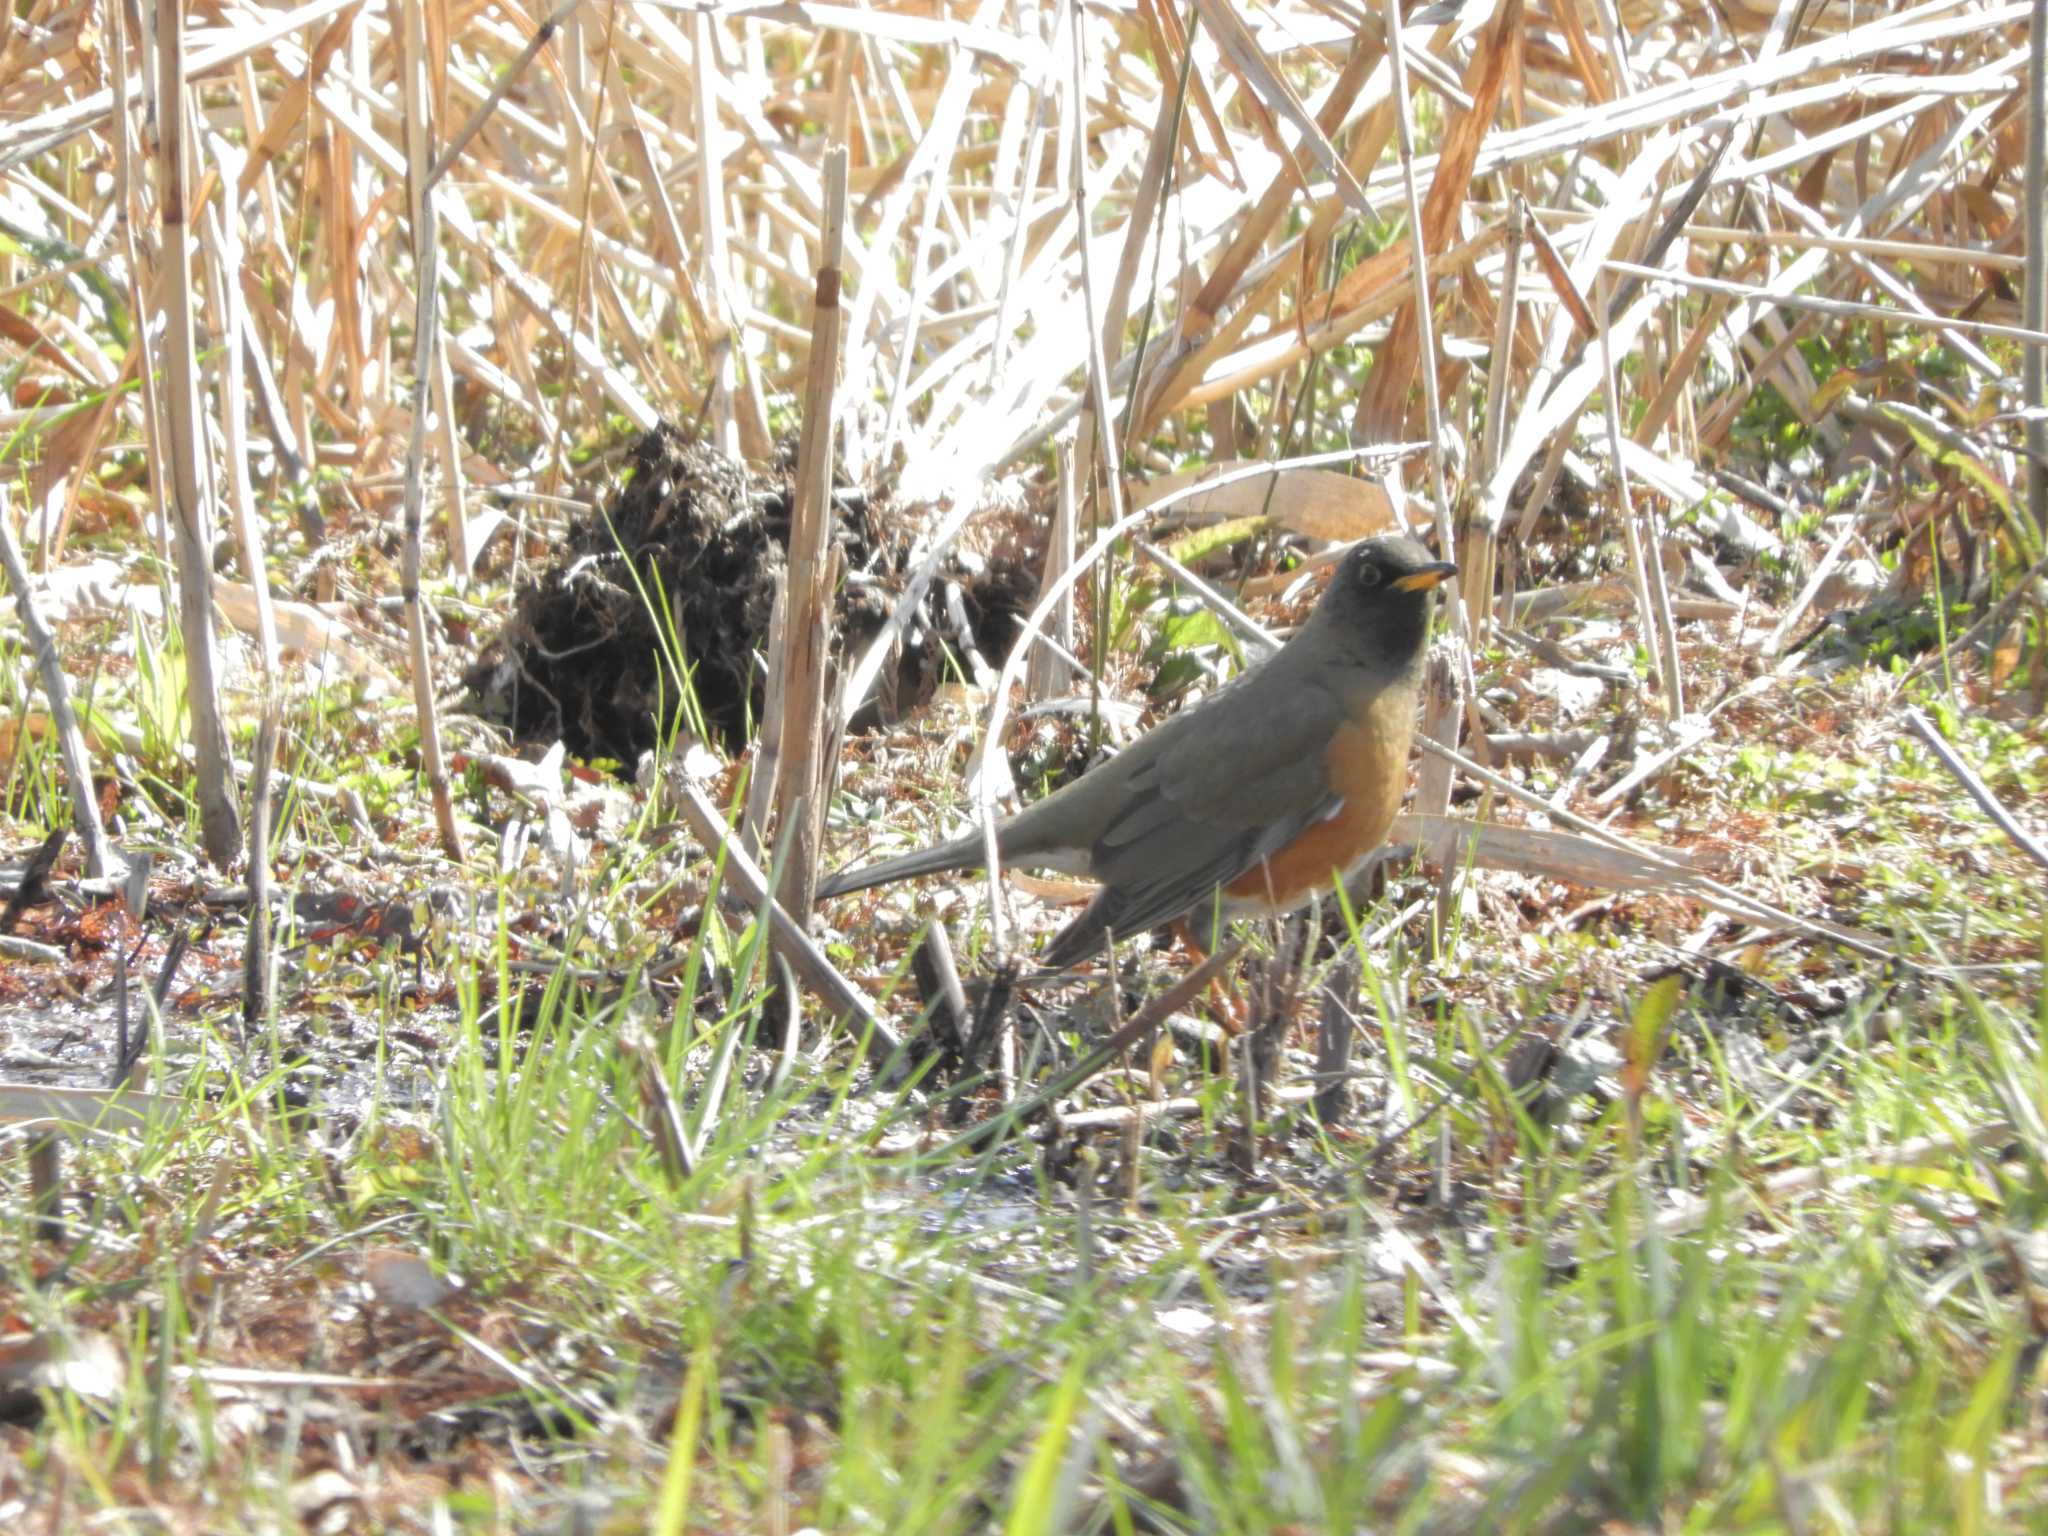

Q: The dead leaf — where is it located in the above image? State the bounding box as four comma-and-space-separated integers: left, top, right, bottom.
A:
1134, 462, 1396, 541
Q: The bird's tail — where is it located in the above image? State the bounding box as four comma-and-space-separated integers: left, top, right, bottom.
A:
1036, 892, 1113, 969
813, 831, 987, 899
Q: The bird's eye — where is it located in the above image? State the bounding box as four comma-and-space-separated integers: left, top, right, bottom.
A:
1354, 561, 1384, 590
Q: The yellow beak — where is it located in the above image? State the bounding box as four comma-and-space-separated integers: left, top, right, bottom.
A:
1393, 561, 1459, 593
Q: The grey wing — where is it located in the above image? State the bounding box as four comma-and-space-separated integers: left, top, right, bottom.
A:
1069, 675, 1348, 944
1037, 793, 1339, 967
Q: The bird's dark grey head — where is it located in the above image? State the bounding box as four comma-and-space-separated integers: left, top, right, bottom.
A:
1313, 534, 1458, 668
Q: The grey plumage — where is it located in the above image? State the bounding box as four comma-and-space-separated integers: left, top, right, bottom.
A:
816, 535, 1453, 966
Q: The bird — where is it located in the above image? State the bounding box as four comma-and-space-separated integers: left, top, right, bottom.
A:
816, 534, 1458, 969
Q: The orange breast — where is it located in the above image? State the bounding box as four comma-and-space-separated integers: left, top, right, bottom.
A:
1221, 685, 1413, 913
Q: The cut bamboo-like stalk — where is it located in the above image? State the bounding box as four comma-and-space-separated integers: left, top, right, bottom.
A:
156, 0, 241, 868
242, 707, 279, 1030
772, 146, 849, 918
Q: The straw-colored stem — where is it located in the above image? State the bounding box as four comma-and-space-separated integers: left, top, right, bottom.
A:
398, 0, 464, 861
772, 146, 849, 917
156, 0, 241, 867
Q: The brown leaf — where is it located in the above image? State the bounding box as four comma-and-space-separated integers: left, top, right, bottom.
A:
1135, 463, 1396, 541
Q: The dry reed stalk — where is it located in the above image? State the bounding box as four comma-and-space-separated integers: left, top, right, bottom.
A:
1413, 640, 1464, 950
0, 0, 365, 166
201, 204, 279, 678
241, 707, 279, 1031
0, 491, 116, 879
1131, 38, 1391, 441
2024, 0, 2048, 550
1627, 287, 1731, 451
1026, 442, 1078, 703
742, 570, 788, 865
1065, 2, 1130, 544
0, 1081, 180, 1135
398, 0, 464, 861
1608, 256, 2048, 353
691, 11, 746, 461
1167, 231, 1495, 415
1597, 269, 1684, 721
1906, 706, 2048, 872
155, 0, 240, 868
1412, 735, 1892, 961
1359, 0, 1520, 593
1072, 1, 1184, 490
772, 145, 849, 917
1466, 194, 1524, 639
106, 0, 171, 572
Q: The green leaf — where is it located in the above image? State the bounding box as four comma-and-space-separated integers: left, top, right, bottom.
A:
652, 1340, 713, 1536
1005, 1353, 1088, 1535
1627, 971, 1684, 1086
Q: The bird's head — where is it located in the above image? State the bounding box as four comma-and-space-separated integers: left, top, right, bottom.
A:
1313, 534, 1458, 669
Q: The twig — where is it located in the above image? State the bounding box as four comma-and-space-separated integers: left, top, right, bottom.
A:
1598, 266, 1683, 720
1313, 952, 1361, 1126
0, 497, 118, 879
0, 828, 67, 936
672, 772, 905, 1068
912, 920, 972, 1058
428, 0, 583, 190
1027, 444, 1080, 701
621, 1022, 696, 1185
1904, 708, 2048, 872
1133, 540, 1282, 656
1466, 194, 1525, 639
767, 953, 803, 1098
1411, 735, 1896, 960
741, 572, 788, 862
1415, 641, 1464, 950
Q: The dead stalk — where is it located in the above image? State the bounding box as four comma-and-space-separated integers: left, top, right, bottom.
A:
156, 0, 241, 867
772, 146, 850, 917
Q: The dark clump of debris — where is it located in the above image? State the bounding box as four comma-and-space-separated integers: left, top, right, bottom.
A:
466, 425, 794, 764
466, 424, 1041, 766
